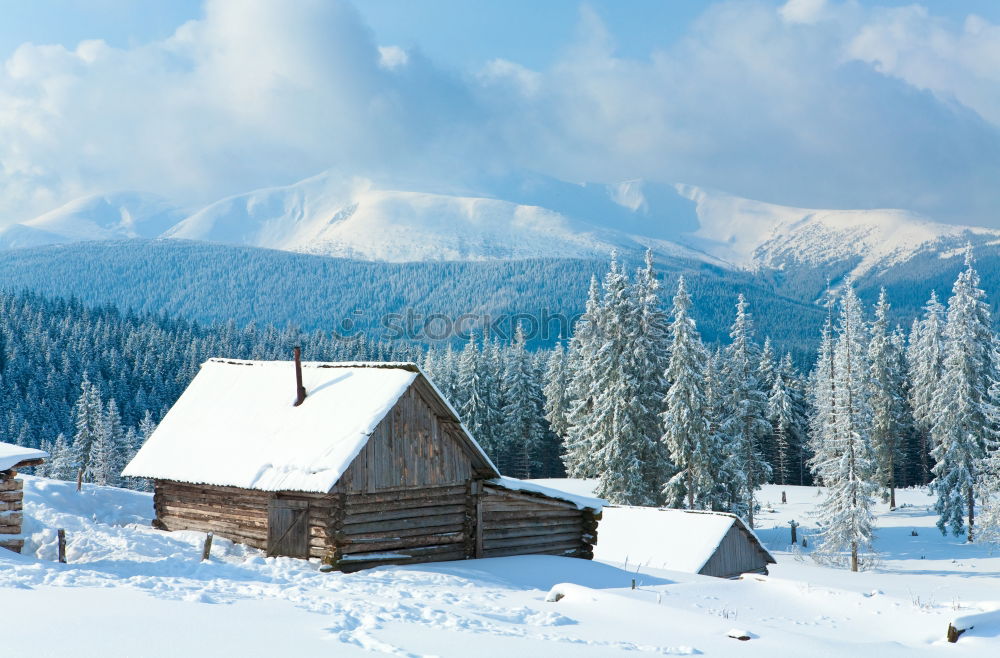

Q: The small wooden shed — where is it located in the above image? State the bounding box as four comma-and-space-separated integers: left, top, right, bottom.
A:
596, 507, 775, 579
123, 359, 601, 570
0, 442, 47, 554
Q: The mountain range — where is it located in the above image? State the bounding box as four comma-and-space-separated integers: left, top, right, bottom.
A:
4, 170, 997, 287
2, 169, 998, 359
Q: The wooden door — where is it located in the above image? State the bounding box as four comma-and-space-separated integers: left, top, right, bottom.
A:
267, 498, 310, 558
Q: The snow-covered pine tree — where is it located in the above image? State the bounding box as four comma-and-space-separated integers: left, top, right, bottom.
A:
543, 343, 571, 442
757, 336, 779, 470
34, 437, 52, 478
71, 374, 104, 481
890, 325, 917, 487
867, 288, 907, 508
930, 247, 999, 541
779, 353, 811, 485
630, 250, 673, 504
814, 282, 877, 571
662, 276, 715, 508
906, 291, 946, 485
501, 325, 546, 478
482, 338, 508, 470
588, 255, 655, 504
138, 410, 157, 446
701, 349, 734, 510
980, 379, 1000, 547
48, 433, 75, 481
86, 398, 126, 487
457, 336, 495, 460
809, 314, 836, 486
719, 295, 772, 527
562, 277, 603, 478
767, 373, 794, 486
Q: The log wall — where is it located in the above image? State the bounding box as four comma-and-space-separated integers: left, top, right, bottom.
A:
153, 480, 338, 561
699, 524, 771, 578
332, 483, 473, 572
334, 380, 486, 492
152, 479, 601, 570
0, 470, 25, 554
479, 484, 597, 560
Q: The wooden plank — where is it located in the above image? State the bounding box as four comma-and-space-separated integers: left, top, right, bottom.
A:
483, 531, 584, 550
342, 513, 468, 535
484, 524, 583, 541
0, 512, 23, 527
342, 485, 468, 504
343, 494, 468, 514
344, 504, 468, 525
340, 523, 466, 542
483, 510, 582, 523
0, 478, 24, 492
482, 487, 578, 510
337, 532, 465, 555
482, 542, 584, 559
0, 492, 24, 503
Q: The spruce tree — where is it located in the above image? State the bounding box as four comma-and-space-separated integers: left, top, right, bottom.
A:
631, 251, 673, 501
661, 277, 715, 508
930, 248, 998, 541
588, 255, 655, 505
906, 291, 946, 485
501, 325, 546, 478
71, 374, 104, 480
814, 282, 877, 571
867, 289, 907, 508
720, 295, 772, 526
767, 372, 795, 486
543, 343, 571, 442
780, 353, 811, 485
48, 433, 75, 481
562, 277, 603, 478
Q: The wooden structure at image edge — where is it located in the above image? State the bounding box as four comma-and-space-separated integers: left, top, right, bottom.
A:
139, 360, 600, 571
0, 455, 45, 554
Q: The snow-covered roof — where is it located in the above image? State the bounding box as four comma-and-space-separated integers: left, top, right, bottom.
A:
489, 476, 604, 512
123, 359, 497, 492
594, 507, 775, 573
0, 442, 47, 471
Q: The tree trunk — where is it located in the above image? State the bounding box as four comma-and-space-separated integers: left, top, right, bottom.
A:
686, 470, 694, 509
888, 453, 896, 510
850, 540, 858, 572
967, 485, 975, 543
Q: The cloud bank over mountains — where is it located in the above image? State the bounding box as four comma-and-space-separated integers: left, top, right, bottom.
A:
3, 0, 1000, 227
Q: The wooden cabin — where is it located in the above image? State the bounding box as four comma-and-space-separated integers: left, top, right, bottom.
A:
596, 507, 775, 579
0, 442, 47, 554
123, 358, 601, 571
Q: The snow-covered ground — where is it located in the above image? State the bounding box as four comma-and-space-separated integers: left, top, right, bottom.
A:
2, 477, 998, 656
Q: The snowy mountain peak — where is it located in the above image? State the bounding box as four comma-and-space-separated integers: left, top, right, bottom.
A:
165, 171, 719, 264
676, 184, 1000, 277
0, 192, 185, 248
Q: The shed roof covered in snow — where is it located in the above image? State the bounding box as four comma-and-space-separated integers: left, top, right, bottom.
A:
122, 359, 499, 493
0, 442, 47, 472
595, 507, 775, 578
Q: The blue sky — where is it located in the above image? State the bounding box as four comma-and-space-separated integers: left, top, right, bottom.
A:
3, 0, 1000, 227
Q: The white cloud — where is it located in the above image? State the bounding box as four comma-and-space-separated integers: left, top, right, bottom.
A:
377, 45, 409, 70
779, 0, 830, 25
3, 0, 1000, 227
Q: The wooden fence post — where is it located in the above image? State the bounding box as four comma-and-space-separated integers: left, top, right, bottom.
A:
201, 532, 214, 561
781, 491, 787, 504
789, 520, 799, 545
57, 529, 66, 563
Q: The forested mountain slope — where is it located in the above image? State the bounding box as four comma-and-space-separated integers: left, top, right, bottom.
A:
0, 239, 824, 357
